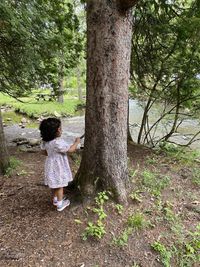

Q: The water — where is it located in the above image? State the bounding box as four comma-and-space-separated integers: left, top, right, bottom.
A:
3, 100, 200, 149
129, 99, 200, 149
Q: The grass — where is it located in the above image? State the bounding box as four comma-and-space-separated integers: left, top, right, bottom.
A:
152, 223, 200, 267
2, 111, 38, 128
192, 168, 200, 186
0, 91, 83, 118
127, 212, 148, 230
141, 170, 171, 197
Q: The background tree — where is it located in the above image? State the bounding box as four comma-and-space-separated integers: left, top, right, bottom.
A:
41, 0, 83, 102
0, 0, 83, 99
130, 0, 200, 146
76, 0, 139, 204
0, 109, 9, 174
0, 0, 83, 172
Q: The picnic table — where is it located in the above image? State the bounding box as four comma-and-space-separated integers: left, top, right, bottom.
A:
35, 93, 56, 101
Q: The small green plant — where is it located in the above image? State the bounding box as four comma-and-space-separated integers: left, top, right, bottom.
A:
142, 170, 170, 197
129, 168, 138, 178
5, 157, 21, 176
151, 241, 172, 267
130, 190, 143, 202
142, 170, 156, 187
83, 191, 109, 240
113, 227, 132, 246
163, 202, 177, 223
82, 221, 106, 240
152, 176, 171, 197
95, 191, 109, 206
115, 204, 124, 215
127, 213, 148, 230
174, 224, 200, 266
146, 156, 158, 165
93, 206, 107, 220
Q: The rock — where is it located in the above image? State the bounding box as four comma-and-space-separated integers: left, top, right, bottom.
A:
12, 137, 28, 144
28, 138, 41, 146
12, 137, 29, 144
19, 145, 29, 152
37, 116, 45, 122
54, 111, 61, 118
26, 147, 40, 153
21, 117, 27, 123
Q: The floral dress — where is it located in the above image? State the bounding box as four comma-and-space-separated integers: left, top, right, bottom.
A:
41, 137, 73, 188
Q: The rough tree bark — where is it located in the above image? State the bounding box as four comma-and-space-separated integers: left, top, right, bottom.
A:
76, 0, 138, 204
0, 108, 9, 174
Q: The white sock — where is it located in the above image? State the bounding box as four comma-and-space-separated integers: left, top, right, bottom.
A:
53, 196, 58, 203
57, 200, 63, 207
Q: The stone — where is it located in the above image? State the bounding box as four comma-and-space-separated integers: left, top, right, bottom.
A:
12, 137, 29, 144
28, 138, 41, 146
54, 111, 61, 118
21, 117, 27, 123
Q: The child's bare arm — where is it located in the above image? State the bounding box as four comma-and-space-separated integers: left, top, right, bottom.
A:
68, 137, 81, 153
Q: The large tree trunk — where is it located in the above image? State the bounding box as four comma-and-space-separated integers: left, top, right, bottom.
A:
76, 0, 138, 204
0, 108, 9, 174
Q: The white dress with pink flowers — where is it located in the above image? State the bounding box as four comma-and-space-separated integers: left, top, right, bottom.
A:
41, 137, 73, 188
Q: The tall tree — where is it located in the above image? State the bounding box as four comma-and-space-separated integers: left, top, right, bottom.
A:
0, 0, 83, 99
76, 0, 138, 204
130, 0, 200, 146
0, 0, 83, 172
0, 108, 9, 174
42, 0, 83, 102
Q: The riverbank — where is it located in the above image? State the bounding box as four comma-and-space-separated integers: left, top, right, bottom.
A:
0, 93, 83, 118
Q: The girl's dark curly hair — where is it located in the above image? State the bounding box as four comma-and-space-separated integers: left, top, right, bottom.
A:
39, 118, 61, 142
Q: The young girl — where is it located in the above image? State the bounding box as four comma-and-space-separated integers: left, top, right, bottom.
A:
39, 117, 80, 211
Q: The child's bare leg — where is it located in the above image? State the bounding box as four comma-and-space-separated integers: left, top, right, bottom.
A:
55, 187, 70, 211
55, 188, 63, 201
51, 189, 58, 205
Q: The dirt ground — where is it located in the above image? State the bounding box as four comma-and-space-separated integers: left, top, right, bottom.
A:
0, 143, 199, 267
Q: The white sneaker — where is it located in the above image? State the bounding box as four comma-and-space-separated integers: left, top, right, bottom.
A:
53, 196, 68, 206
57, 199, 70, 211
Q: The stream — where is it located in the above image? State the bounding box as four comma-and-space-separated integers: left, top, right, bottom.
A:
3, 99, 200, 150
129, 99, 200, 150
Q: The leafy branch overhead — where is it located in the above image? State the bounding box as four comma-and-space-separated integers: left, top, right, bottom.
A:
0, 0, 84, 98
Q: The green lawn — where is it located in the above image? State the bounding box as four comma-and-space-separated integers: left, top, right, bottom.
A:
0, 91, 83, 118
